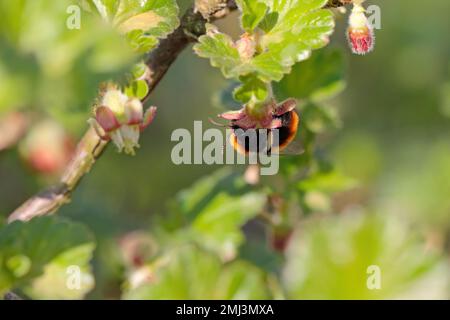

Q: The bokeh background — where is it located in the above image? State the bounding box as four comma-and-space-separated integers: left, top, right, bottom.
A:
0, 0, 449, 299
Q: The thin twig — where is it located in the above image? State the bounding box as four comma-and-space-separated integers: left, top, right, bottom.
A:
7, 2, 237, 223
7, 0, 348, 223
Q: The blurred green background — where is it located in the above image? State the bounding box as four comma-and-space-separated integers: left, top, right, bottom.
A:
0, 0, 449, 299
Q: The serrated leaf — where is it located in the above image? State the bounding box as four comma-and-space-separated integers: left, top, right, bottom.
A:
254, 9, 335, 81
123, 245, 270, 299
261, 0, 329, 37
140, 0, 179, 38
0, 216, 95, 296
195, 0, 335, 82
236, 0, 268, 32
85, 0, 180, 53
194, 26, 248, 79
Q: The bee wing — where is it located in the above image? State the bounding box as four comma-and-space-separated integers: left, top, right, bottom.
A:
273, 129, 305, 156
278, 138, 305, 156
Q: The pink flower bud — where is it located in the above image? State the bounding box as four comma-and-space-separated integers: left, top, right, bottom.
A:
125, 98, 144, 125
235, 33, 256, 61
90, 88, 157, 155
19, 120, 75, 175
95, 106, 121, 132
347, 25, 374, 55
347, 4, 374, 55
140, 106, 157, 131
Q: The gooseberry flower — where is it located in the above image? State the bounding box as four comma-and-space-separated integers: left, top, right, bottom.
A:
89, 89, 156, 155
218, 98, 297, 130
347, 2, 374, 55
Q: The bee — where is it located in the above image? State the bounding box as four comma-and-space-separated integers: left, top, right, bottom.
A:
212, 99, 302, 156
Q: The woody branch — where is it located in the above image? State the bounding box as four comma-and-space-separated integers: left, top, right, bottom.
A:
7, 2, 236, 222
7, 0, 348, 223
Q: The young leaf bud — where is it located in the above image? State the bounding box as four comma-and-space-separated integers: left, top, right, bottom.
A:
235, 33, 256, 61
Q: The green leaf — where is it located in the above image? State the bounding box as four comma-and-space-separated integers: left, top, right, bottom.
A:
261, 0, 329, 37
84, 0, 180, 53
283, 212, 442, 299
194, 25, 249, 79
0, 0, 135, 122
254, 9, 335, 81
131, 61, 147, 79
195, 0, 335, 82
125, 79, 149, 99
258, 11, 279, 33
274, 49, 346, 102
0, 216, 95, 296
125, 29, 159, 53
190, 191, 266, 260
169, 168, 266, 260
25, 244, 95, 299
233, 74, 269, 103
140, 0, 179, 38
236, 0, 268, 32
123, 245, 271, 299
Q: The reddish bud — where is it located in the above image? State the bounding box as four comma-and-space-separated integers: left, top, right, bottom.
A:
347, 3, 375, 55
95, 106, 121, 132
347, 26, 374, 55
125, 99, 144, 125
19, 120, 75, 175
235, 33, 256, 61
27, 148, 62, 174
90, 88, 157, 155
140, 106, 157, 131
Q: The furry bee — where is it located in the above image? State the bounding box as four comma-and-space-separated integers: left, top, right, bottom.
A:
213, 99, 301, 156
